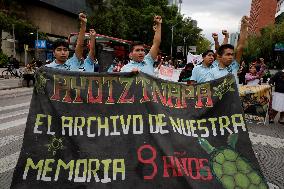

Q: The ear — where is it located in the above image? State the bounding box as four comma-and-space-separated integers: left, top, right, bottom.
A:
129, 52, 133, 59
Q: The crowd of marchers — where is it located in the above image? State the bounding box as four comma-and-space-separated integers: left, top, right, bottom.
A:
17, 13, 284, 124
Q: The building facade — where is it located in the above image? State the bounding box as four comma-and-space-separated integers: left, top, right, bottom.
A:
1, 0, 90, 63
248, 0, 279, 35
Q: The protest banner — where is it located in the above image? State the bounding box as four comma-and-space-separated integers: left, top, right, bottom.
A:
239, 85, 272, 124
11, 69, 268, 189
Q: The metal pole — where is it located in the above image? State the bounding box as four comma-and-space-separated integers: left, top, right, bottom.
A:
183, 37, 186, 58
12, 24, 16, 57
171, 26, 174, 58
36, 29, 38, 59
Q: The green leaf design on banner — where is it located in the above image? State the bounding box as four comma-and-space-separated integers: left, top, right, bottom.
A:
34, 72, 47, 95
213, 78, 235, 100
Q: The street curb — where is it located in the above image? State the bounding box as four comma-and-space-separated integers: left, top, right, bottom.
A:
0, 87, 33, 100
0, 86, 24, 91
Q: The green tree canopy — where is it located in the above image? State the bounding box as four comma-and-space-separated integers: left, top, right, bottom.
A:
243, 21, 284, 68
87, 0, 205, 57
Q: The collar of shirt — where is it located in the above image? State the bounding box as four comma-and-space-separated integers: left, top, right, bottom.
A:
51, 60, 70, 69
201, 62, 214, 68
129, 60, 145, 65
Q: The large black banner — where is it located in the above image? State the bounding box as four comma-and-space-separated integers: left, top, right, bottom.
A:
11, 68, 268, 189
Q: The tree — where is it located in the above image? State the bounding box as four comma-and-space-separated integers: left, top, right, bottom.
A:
243, 21, 284, 68
1, 0, 38, 54
196, 37, 212, 54
87, 0, 204, 57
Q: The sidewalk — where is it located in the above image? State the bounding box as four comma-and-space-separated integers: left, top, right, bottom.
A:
0, 68, 32, 90
0, 77, 23, 90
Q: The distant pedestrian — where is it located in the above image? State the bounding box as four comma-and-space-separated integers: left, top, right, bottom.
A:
245, 65, 260, 86
178, 63, 194, 82
268, 68, 284, 124
237, 61, 247, 85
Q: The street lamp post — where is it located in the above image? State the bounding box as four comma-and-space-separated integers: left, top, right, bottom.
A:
12, 24, 16, 58
36, 29, 38, 60
171, 26, 174, 58
170, 24, 178, 58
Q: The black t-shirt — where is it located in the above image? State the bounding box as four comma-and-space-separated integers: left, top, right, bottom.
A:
270, 71, 284, 93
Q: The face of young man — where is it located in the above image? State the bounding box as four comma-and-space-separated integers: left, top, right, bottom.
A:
53, 46, 69, 64
130, 45, 145, 62
203, 52, 214, 66
219, 48, 234, 67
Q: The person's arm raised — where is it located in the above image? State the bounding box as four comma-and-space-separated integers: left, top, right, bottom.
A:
149, 15, 162, 60
221, 30, 229, 45
235, 16, 249, 64
75, 13, 87, 59
88, 29, 96, 61
212, 33, 220, 51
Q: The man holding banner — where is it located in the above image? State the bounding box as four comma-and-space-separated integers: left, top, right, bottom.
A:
46, 13, 87, 71
120, 15, 162, 76
210, 16, 249, 82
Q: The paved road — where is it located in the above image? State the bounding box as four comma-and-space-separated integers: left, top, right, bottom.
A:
0, 88, 283, 189
0, 88, 32, 189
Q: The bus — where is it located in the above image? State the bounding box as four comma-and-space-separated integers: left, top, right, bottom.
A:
68, 33, 151, 72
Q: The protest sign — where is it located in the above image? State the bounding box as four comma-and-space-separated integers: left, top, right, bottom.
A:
239, 85, 272, 124
158, 65, 181, 82
187, 52, 203, 65
11, 69, 268, 189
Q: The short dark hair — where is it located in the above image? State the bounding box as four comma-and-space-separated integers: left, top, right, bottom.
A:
130, 41, 144, 52
53, 39, 69, 51
202, 50, 214, 58
217, 44, 234, 56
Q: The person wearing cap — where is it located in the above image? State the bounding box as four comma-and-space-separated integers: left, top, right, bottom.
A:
46, 13, 87, 71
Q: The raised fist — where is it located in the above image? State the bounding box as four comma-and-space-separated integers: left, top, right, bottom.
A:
89, 29, 96, 38
212, 33, 218, 39
222, 30, 229, 37
241, 16, 249, 27
79, 13, 87, 23
153, 15, 162, 25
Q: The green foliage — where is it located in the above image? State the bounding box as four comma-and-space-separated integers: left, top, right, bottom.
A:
0, 10, 40, 53
243, 21, 284, 68
196, 36, 211, 54
87, 0, 204, 57
0, 51, 9, 67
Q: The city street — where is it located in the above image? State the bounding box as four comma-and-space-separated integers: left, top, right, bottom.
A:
0, 86, 283, 189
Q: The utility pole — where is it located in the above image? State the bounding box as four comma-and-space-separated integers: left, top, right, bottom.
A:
36, 29, 38, 59
171, 26, 174, 58
12, 24, 16, 57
